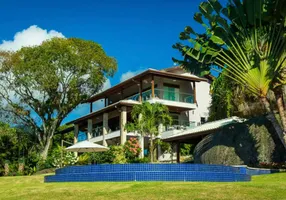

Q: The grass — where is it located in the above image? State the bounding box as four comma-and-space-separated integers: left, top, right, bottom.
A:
0, 173, 286, 200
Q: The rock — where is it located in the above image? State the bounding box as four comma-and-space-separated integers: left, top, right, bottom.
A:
194, 116, 286, 166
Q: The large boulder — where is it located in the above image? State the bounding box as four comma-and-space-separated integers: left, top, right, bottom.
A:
194, 116, 286, 166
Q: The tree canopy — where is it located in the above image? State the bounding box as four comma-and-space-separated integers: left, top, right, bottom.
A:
173, 0, 286, 148
0, 37, 117, 159
125, 102, 172, 162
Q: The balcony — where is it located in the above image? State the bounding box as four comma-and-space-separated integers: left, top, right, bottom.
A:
128, 89, 194, 104
166, 120, 197, 131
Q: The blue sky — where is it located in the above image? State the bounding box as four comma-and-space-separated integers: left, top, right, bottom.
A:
0, 0, 223, 124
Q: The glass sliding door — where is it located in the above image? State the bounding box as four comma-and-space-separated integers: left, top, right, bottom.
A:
163, 85, 179, 101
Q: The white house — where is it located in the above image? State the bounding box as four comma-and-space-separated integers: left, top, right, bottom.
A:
67, 66, 212, 161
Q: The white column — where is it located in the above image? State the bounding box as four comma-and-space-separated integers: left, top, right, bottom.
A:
73, 124, 79, 157
120, 106, 127, 145
103, 113, 108, 146
87, 119, 92, 140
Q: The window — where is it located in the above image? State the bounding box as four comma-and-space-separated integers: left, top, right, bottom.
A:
201, 117, 206, 124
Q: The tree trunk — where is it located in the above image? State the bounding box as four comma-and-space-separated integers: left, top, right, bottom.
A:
275, 92, 286, 132
283, 85, 286, 110
149, 135, 154, 163
261, 97, 286, 150
40, 137, 52, 160
139, 135, 144, 159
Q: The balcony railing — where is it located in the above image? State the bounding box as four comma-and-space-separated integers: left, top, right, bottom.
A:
128, 89, 194, 103
166, 120, 197, 131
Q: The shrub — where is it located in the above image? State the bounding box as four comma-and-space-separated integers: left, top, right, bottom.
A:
79, 146, 127, 164
123, 138, 141, 162
131, 157, 150, 163
48, 145, 77, 168
111, 146, 127, 164
77, 153, 90, 165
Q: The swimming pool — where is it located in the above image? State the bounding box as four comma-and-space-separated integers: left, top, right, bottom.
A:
44, 164, 253, 182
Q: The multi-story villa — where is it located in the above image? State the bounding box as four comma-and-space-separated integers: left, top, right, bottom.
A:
68, 66, 212, 160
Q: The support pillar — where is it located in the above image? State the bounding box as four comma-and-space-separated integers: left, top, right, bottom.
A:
87, 119, 92, 140
103, 113, 108, 146
120, 106, 127, 145
74, 124, 79, 157
176, 142, 180, 163
90, 103, 93, 113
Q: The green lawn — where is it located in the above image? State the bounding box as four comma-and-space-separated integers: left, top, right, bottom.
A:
0, 173, 286, 200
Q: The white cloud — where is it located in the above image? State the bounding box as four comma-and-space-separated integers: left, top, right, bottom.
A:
120, 70, 143, 82
0, 25, 65, 51
101, 79, 111, 91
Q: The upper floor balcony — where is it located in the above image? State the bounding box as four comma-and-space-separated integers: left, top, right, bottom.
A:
82, 69, 207, 113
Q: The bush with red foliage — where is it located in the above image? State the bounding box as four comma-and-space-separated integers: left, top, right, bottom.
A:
123, 138, 141, 162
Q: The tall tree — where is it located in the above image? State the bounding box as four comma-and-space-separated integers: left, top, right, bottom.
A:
125, 102, 172, 162
0, 38, 117, 159
173, 0, 286, 148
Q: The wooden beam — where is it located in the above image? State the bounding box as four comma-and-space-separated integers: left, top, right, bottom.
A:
104, 97, 107, 107
151, 75, 155, 98
193, 81, 197, 104
139, 80, 142, 102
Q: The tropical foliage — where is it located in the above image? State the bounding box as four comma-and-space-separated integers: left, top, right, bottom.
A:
123, 138, 141, 162
48, 145, 77, 168
173, 0, 286, 147
209, 71, 267, 121
77, 143, 143, 165
0, 122, 40, 176
0, 37, 117, 159
125, 102, 172, 162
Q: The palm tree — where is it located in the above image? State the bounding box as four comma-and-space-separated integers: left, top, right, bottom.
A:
173, 0, 286, 148
125, 102, 172, 162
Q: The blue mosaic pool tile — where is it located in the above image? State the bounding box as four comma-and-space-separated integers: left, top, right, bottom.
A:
45, 164, 254, 183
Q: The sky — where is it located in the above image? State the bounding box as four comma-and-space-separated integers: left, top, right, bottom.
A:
0, 0, 222, 124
